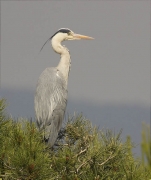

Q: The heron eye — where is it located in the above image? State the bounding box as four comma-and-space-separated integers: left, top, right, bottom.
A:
68, 32, 72, 35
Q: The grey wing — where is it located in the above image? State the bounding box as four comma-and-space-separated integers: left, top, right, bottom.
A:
34, 67, 67, 146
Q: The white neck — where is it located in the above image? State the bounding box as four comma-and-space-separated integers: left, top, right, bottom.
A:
51, 37, 71, 85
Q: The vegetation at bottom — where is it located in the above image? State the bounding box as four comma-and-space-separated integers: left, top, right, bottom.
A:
0, 99, 150, 180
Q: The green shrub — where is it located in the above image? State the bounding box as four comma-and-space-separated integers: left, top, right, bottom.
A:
0, 99, 150, 179
141, 122, 151, 171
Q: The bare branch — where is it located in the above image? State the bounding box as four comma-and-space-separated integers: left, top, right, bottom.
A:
98, 152, 115, 166
76, 158, 91, 173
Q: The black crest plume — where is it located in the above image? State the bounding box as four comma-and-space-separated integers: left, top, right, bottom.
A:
40, 28, 71, 52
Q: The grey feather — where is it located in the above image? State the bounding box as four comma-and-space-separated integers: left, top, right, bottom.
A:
34, 67, 67, 146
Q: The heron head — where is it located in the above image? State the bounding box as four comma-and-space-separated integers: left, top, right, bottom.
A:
40, 28, 94, 52
55, 28, 94, 41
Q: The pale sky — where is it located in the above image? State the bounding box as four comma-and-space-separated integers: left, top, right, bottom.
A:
1, 1, 150, 155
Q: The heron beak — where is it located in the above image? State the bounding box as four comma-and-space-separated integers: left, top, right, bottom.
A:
73, 34, 94, 40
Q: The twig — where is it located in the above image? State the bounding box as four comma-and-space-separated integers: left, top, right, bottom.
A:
77, 157, 81, 163
4, 163, 23, 174
76, 158, 91, 173
74, 145, 89, 159
75, 148, 87, 159
3, 163, 16, 170
98, 152, 115, 166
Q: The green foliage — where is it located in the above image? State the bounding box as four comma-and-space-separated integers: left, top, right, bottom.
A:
52, 117, 150, 180
141, 122, 151, 171
0, 99, 151, 179
0, 99, 52, 180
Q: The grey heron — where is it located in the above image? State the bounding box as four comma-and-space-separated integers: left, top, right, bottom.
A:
34, 28, 93, 147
